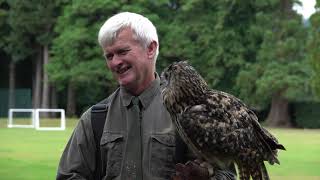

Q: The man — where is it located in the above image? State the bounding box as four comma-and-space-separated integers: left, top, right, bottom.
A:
57, 12, 236, 180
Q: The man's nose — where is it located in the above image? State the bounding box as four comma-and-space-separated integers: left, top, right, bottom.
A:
109, 54, 123, 67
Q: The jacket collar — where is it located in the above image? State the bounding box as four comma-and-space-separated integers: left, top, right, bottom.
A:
120, 73, 160, 109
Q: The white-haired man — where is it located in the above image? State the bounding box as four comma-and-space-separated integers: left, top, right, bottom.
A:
57, 12, 236, 180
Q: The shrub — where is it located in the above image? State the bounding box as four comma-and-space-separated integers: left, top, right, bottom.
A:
292, 102, 320, 129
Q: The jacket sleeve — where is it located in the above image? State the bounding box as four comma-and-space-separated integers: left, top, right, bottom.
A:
56, 109, 97, 180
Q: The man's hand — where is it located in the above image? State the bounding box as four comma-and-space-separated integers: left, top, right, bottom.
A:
172, 160, 210, 180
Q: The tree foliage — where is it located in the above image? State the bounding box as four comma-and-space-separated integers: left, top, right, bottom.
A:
309, 0, 320, 99
3, 0, 33, 62
235, 0, 310, 108
2, 0, 63, 61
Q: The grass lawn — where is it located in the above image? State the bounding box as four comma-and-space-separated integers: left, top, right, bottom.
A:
266, 128, 320, 180
0, 118, 320, 179
0, 118, 77, 180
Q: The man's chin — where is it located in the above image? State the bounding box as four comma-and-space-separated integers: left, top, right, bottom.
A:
118, 78, 134, 88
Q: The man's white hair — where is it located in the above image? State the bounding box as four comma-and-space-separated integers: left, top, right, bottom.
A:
98, 12, 159, 62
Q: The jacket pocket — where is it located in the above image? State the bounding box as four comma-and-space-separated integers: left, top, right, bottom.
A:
101, 132, 124, 179
150, 133, 176, 179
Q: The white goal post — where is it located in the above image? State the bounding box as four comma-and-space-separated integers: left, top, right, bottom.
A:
8, 109, 35, 128
35, 109, 66, 131
8, 108, 66, 131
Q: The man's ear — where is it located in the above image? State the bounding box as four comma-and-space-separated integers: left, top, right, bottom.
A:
147, 41, 157, 59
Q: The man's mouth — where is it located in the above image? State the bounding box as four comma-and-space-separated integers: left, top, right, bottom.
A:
116, 66, 131, 75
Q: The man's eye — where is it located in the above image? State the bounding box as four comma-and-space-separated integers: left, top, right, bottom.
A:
118, 49, 130, 55
104, 54, 113, 61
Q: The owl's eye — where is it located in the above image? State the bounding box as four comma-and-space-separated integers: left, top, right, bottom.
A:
172, 65, 178, 71
164, 72, 170, 79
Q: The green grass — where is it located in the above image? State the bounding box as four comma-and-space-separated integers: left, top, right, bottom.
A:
0, 118, 77, 180
9, 117, 64, 127
0, 118, 319, 179
266, 128, 320, 180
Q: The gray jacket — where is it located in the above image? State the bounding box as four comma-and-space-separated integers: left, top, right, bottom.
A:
56, 76, 236, 180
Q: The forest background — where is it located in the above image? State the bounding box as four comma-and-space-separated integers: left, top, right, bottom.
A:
1, 0, 320, 128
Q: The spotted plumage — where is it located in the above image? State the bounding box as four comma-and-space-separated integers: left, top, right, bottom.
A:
160, 61, 285, 180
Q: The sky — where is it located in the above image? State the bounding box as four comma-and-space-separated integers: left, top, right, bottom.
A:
293, 0, 316, 19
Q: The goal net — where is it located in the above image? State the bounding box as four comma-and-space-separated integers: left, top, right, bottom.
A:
35, 109, 66, 131
8, 109, 35, 128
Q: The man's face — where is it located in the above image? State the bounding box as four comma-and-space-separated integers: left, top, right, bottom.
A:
103, 28, 156, 95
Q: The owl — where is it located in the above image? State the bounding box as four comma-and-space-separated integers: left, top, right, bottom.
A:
160, 61, 285, 180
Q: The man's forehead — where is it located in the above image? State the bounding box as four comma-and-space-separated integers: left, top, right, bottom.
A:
104, 43, 130, 53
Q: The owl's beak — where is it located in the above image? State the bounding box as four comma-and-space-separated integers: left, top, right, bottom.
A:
160, 76, 168, 90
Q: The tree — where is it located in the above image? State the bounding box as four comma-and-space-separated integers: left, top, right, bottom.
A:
160, 0, 245, 89
160, 1, 265, 97
236, 0, 310, 127
4, 0, 64, 112
2, 0, 35, 109
309, 0, 320, 99
0, 1, 11, 107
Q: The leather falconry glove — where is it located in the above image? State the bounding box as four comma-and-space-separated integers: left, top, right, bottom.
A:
171, 160, 211, 180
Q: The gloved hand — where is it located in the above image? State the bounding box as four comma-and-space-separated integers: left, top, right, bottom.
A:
172, 160, 211, 180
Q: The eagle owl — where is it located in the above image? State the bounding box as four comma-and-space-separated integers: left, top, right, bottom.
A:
160, 61, 285, 180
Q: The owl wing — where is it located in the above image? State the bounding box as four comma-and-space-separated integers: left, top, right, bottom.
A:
207, 90, 285, 163
175, 91, 269, 169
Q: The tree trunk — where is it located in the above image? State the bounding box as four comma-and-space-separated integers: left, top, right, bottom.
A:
265, 91, 292, 127
41, 45, 50, 109
33, 48, 42, 109
280, 0, 295, 18
66, 82, 76, 117
50, 85, 58, 118
51, 86, 57, 109
8, 61, 16, 109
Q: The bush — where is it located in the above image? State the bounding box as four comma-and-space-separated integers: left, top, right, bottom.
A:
292, 102, 320, 129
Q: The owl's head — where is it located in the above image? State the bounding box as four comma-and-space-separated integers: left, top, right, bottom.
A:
160, 61, 208, 111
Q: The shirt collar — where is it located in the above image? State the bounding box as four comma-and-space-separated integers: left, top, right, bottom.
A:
120, 73, 160, 109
